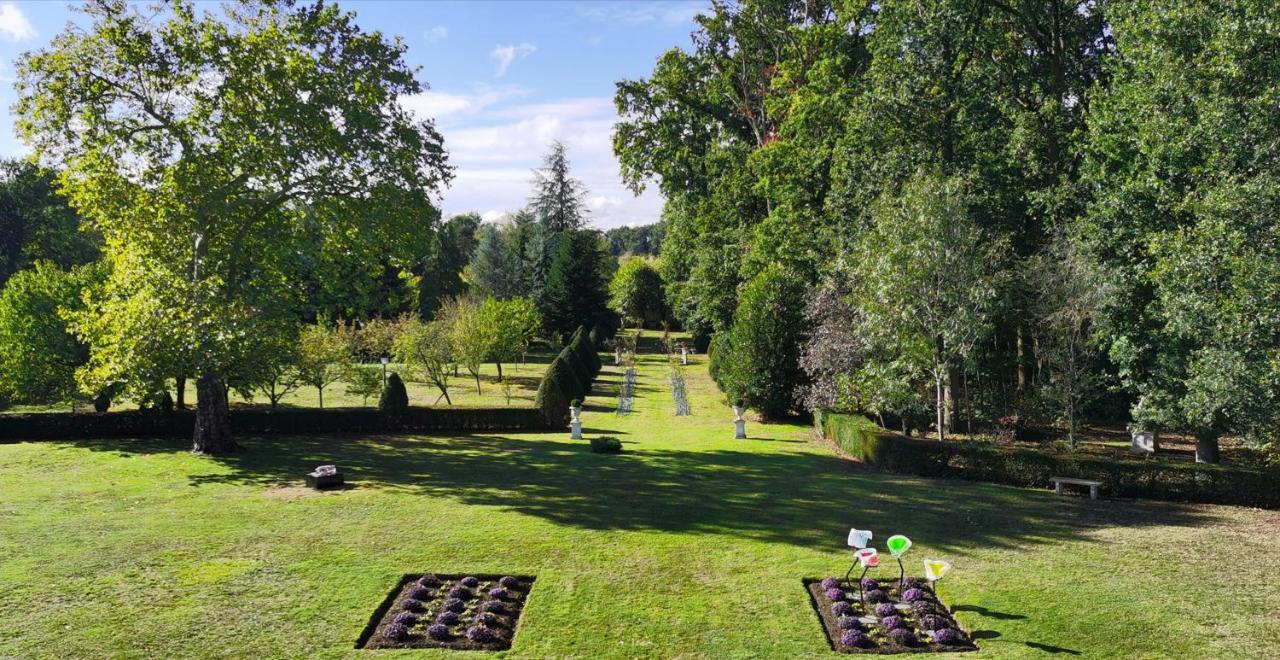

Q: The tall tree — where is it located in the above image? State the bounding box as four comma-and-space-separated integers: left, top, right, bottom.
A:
467, 218, 527, 299
419, 213, 480, 319
15, 0, 451, 453
528, 141, 589, 233
538, 230, 612, 339
0, 160, 100, 287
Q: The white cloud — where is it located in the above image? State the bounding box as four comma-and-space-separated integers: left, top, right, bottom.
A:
401, 85, 528, 120
425, 26, 448, 43
0, 3, 35, 42
578, 2, 703, 27
490, 43, 535, 77
480, 210, 505, 223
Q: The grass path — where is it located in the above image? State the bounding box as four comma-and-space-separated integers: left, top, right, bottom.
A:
1, 332, 1278, 658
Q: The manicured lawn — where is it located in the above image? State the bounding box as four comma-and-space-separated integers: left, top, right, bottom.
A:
1, 332, 1277, 658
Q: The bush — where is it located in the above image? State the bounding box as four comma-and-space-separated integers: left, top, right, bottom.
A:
378, 372, 409, 411
0, 261, 100, 405
560, 346, 591, 394
831, 601, 853, 617
535, 357, 575, 428
590, 436, 623, 453
710, 265, 807, 419
818, 410, 1280, 509
570, 325, 600, 375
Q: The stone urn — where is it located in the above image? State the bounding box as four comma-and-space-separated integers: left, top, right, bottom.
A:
570, 405, 583, 439
733, 405, 746, 439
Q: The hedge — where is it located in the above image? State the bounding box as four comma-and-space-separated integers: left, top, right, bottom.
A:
536, 356, 576, 428
559, 346, 591, 396
817, 411, 1280, 509
569, 325, 599, 376
0, 406, 547, 441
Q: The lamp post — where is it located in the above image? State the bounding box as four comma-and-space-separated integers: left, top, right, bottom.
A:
380, 355, 389, 386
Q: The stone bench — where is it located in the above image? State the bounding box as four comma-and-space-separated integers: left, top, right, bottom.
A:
1051, 476, 1101, 500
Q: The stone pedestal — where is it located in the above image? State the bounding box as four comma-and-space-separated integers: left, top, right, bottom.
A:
305, 464, 343, 490
733, 406, 746, 439
614, 349, 622, 365
681, 347, 688, 365
570, 406, 582, 439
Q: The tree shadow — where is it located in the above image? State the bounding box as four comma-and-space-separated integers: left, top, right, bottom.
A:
953, 605, 1028, 621
71, 431, 1222, 554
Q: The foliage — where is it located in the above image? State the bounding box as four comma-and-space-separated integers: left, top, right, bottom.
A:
476, 296, 541, 379
590, 436, 623, 454
296, 324, 348, 409
344, 364, 384, 407
609, 258, 666, 329
0, 160, 100, 287
534, 355, 576, 427
239, 329, 302, 411
438, 296, 489, 394
392, 318, 453, 405
528, 141, 589, 233
710, 265, 808, 418
538, 230, 613, 338
419, 213, 480, 319
14, 0, 451, 452
604, 222, 664, 257
0, 261, 102, 404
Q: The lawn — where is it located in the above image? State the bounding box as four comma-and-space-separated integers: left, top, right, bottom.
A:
1, 332, 1277, 658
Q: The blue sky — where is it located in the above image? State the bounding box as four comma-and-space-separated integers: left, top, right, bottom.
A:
0, 1, 704, 228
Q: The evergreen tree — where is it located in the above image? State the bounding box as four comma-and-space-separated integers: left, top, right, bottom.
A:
538, 230, 611, 338
419, 212, 480, 319
528, 141, 589, 233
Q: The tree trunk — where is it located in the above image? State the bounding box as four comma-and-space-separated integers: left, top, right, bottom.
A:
1194, 432, 1220, 464
176, 376, 186, 409
1017, 325, 1035, 392
473, 371, 482, 395
934, 369, 946, 443
496, 362, 503, 381
318, 387, 324, 409
193, 372, 236, 454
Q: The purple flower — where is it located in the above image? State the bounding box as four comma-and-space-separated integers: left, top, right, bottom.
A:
874, 603, 897, 618
820, 577, 840, 591
919, 614, 947, 631
426, 623, 450, 640
480, 600, 506, 614
466, 625, 496, 642
408, 586, 432, 601
449, 585, 473, 600
860, 578, 879, 590
392, 611, 419, 626
499, 576, 520, 589
460, 576, 480, 588
489, 587, 509, 600
476, 611, 500, 627
881, 615, 906, 630
911, 600, 940, 616
902, 588, 925, 602
840, 630, 869, 647
831, 601, 853, 617
417, 573, 441, 587
382, 622, 409, 641
443, 598, 466, 613
932, 628, 962, 644
837, 616, 862, 631
888, 628, 917, 646
824, 587, 845, 601
400, 598, 425, 612
435, 611, 459, 625
865, 589, 888, 604
901, 577, 923, 590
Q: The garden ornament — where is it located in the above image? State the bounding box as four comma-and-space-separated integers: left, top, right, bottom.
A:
886, 534, 911, 591
843, 529, 874, 586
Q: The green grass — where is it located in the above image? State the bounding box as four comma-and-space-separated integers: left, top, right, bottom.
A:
1, 331, 1277, 658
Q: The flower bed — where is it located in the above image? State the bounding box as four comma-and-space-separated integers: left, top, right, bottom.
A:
357, 573, 535, 651
805, 577, 976, 654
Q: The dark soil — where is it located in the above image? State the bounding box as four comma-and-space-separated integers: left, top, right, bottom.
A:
805, 578, 977, 654
357, 573, 535, 651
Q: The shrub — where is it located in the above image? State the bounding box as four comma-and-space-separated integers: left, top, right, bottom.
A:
0, 261, 98, 405
408, 586, 432, 601
831, 601, 853, 617
711, 265, 808, 419
888, 628, 917, 645
488, 587, 509, 599
590, 436, 623, 454
860, 578, 879, 591
435, 611, 459, 625
570, 398, 583, 408
932, 628, 962, 644
378, 372, 409, 411
820, 577, 840, 591
418, 574, 441, 587
919, 614, 947, 631
499, 576, 519, 589
466, 625, 496, 642
825, 587, 845, 601
902, 588, 925, 602
865, 589, 888, 604
874, 603, 897, 617
881, 615, 905, 630
817, 411, 1280, 509
559, 346, 591, 395
426, 623, 450, 640
443, 598, 466, 613
479, 600, 505, 614
448, 585, 472, 600
840, 630, 869, 647
400, 598, 425, 612
460, 576, 480, 587
837, 616, 862, 630
393, 611, 419, 626
382, 622, 409, 641
535, 357, 575, 427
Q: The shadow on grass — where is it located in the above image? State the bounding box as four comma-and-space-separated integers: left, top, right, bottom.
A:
72, 430, 1221, 554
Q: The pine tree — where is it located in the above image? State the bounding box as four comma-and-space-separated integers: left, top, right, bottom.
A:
528, 141, 589, 233
538, 230, 611, 338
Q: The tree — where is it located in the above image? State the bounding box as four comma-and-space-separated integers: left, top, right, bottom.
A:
0, 160, 100, 287
439, 296, 489, 394
240, 330, 302, 411
604, 222, 665, 256
0, 261, 103, 405
419, 213, 480, 319
393, 318, 454, 405
15, 0, 450, 453
528, 141, 589, 233
851, 171, 1005, 441
344, 363, 384, 406
467, 220, 526, 299
477, 297, 541, 380
710, 265, 808, 419
297, 324, 347, 409
609, 258, 667, 329
539, 230, 612, 338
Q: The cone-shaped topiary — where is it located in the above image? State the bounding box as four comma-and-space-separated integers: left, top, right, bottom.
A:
378, 372, 409, 411
535, 357, 574, 428
560, 346, 591, 395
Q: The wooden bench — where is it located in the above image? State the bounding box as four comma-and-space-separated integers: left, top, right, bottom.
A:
1051, 476, 1101, 500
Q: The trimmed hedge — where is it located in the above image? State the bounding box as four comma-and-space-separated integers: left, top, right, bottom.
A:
817, 411, 1280, 509
536, 356, 577, 428
0, 406, 547, 441
559, 346, 591, 397
569, 325, 599, 376
378, 372, 409, 411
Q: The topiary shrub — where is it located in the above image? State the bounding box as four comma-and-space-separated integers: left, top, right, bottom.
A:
710, 265, 807, 419
560, 346, 591, 395
159, 391, 174, 414
378, 372, 409, 411
93, 391, 111, 413
535, 357, 574, 428
590, 436, 623, 454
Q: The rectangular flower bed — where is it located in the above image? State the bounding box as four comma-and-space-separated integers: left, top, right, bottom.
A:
357, 573, 536, 651
805, 577, 977, 654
